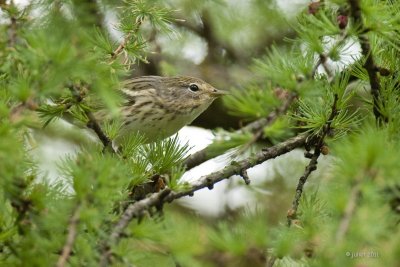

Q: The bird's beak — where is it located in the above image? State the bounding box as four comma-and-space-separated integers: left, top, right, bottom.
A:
210, 88, 229, 97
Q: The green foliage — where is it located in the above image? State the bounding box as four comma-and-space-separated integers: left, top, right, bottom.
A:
253, 46, 315, 91
294, 11, 341, 54
166, 165, 187, 190
206, 128, 253, 159
113, 0, 175, 65
118, 131, 146, 158
1, 0, 400, 267
263, 116, 294, 143
122, 0, 174, 32
360, 0, 400, 50
223, 84, 280, 120
141, 135, 190, 174
292, 75, 360, 139
208, 210, 269, 255
310, 126, 400, 267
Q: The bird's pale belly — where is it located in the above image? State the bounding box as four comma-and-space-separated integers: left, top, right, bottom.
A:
118, 109, 205, 142
126, 114, 189, 141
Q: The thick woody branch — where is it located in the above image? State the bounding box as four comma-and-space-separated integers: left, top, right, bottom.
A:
348, 0, 386, 123
184, 92, 297, 169
101, 133, 308, 264
172, 134, 306, 199
56, 203, 81, 267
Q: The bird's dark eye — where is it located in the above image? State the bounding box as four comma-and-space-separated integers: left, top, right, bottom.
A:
189, 83, 199, 92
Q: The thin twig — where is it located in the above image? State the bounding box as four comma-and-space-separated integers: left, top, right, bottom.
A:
173, 14, 238, 62
335, 168, 378, 241
100, 189, 172, 266
56, 203, 82, 267
311, 31, 349, 80
319, 53, 333, 78
110, 32, 132, 61
68, 84, 114, 152
312, 53, 333, 79
9, 98, 38, 123
348, 0, 387, 124
0, 0, 19, 46
240, 169, 251, 185
110, 19, 143, 61
173, 15, 296, 63
288, 150, 320, 227
85, 110, 111, 148
9, 1, 18, 47
286, 10, 351, 225
100, 133, 308, 265
287, 94, 338, 226
235, 92, 298, 155
266, 255, 276, 267
335, 180, 361, 242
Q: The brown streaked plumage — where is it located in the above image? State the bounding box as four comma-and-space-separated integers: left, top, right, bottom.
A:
96, 76, 227, 142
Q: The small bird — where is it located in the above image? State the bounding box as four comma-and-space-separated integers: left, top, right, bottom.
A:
97, 76, 227, 142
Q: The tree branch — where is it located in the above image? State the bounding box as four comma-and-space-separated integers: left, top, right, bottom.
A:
68, 84, 115, 152
312, 53, 333, 79
287, 94, 339, 226
110, 32, 132, 61
100, 189, 172, 266
101, 133, 308, 265
170, 132, 306, 200
348, 0, 387, 124
9, 8, 17, 47
9, 98, 38, 123
110, 19, 143, 62
335, 180, 361, 242
0, 0, 19, 47
335, 168, 378, 241
311, 29, 349, 81
173, 15, 296, 63
173, 12, 238, 62
85, 110, 111, 149
56, 203, 81, 267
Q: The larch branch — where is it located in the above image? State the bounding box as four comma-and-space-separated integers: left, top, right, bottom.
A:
348, 0, 387, 123
287, 94, 339, 226
102, 133, 308, 265
56, 203, 82, 267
